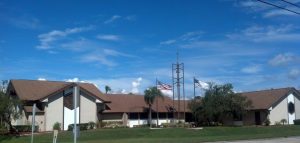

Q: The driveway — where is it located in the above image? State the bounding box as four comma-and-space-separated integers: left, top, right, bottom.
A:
207, 136, 300, 143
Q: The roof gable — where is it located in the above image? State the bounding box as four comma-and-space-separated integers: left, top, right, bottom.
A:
241, 87, 297, 110
9, 79, 109, 102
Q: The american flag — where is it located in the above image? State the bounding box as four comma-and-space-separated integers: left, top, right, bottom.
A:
194, 78, 209, 89
157, 81, 172, 90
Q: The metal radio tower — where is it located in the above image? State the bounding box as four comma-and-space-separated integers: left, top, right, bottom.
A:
172, 51, 185, 123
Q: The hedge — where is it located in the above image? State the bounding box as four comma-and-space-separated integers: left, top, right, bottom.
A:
68, 123, 89, 131
13, 125, 39, 132
294, 119, 300, 125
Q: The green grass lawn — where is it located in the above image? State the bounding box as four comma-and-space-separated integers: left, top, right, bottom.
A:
1, 126, 300, 143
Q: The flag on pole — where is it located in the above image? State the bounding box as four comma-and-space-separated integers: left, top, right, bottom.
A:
157, 81, 172, 90
194, 78, 209, 90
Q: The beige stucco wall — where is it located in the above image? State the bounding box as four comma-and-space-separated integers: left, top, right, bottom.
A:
45, 92, 63, 131
295, 96, 300, 120
80, 92, 97, 123
28, 114, 45, 131
269, 97, 288, 125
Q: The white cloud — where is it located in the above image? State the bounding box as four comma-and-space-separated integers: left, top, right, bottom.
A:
227, 25, 300, 42
97, 34, 120, 41
160, 90, 173, 98
81, 53, 117, 67
160, 31, 203, 45
288, 69, 300, 80
81, 48, 132, 67
87, 77, 151, 94
131, 77, 142, 94
241, 65, 262, 74
124, 15, 136, 21
65, 77, 87, 83
269, 53, 295, 66
36, 26, 93, 49
104, 15, 122, 24
263, 9, 297, 18
104, 15, 136, 24
7, 15, 41, 29
238, 0, 300, 18
37, 78, 46, 81
160, 39, 176, 45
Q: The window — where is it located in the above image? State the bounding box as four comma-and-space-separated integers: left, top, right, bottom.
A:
288, 102, 295, 114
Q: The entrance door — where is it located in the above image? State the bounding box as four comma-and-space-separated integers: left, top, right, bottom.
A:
255, 111, 261, 125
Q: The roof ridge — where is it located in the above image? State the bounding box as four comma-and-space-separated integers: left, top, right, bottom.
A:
11, 79, 95, 85
241, 87, 293, 94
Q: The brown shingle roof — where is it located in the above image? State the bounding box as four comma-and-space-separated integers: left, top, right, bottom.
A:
10, 79, 109, 102
104, 94, 190, 113
241, 87, 295, 110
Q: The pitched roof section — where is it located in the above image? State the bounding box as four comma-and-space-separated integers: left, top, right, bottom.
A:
241, 87, 295, 110
104, 94, 189, 113
10, 79, 109, 102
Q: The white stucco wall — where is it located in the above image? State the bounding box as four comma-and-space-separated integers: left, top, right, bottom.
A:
63, 107, 79, 130
269, 96, 288, 125
80, 93, 97, 123
45, 92, 63, 131
128, 119, 171, 128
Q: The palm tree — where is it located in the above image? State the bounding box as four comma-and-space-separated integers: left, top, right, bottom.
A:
144, 87, 163, 128
105, 85, 111, 94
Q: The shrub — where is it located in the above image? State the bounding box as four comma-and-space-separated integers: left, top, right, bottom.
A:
294, 119, 300, 125
13, 125, 39, 132
53, 122, 61, 131
280, 119, 287, 125
264, 119, 270, 126
101, 121, 125, 128
88, 121, 96, 129
68, 123, 89, 131
275, 121, 282, 125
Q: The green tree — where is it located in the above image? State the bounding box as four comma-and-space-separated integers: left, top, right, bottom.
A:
0, 91, 22, 132
188, 96, 203, 125
188, 83, 252, 125
144, 87, 163, 128
105, 85, 111, 94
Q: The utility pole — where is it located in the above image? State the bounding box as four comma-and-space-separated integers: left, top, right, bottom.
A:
172, 50, 185, 124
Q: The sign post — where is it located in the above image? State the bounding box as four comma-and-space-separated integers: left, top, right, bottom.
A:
73, 85, 79, 143
53, 130, 58, 143
31, 103, 36, 143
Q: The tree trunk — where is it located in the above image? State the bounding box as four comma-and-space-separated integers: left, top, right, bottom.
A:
149, 104, 152, 128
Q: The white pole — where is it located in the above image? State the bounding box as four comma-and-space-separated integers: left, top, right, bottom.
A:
31, 103, 36, 143
73, 85, 78, 143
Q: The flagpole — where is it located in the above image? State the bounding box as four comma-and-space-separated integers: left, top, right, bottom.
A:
193, 77, 195, 99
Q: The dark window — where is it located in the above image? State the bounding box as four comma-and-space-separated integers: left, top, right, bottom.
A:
129, 113, 139, 119
159, 113, 167, 119
140, 113, 148, 119
151, 113, 157, 119
288, 102, 295, 114
168, 112, 174, 118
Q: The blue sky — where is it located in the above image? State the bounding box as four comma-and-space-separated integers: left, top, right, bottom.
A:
1, 0, 300, 98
